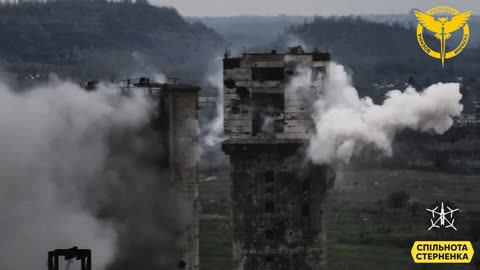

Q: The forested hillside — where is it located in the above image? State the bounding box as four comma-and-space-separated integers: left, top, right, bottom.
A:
196, 15, 308, 52
276, 16, 480, 107
0, 1, 224, 84
363, 13, 480, 48
198, 15, 480, 108
0, 4, 479, 108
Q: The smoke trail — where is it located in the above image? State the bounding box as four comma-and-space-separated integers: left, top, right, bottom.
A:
0, 78, 154, 270
202, 57, 225, 147
288, 62, 463, 164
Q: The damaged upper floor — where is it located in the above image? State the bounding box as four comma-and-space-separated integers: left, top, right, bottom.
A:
223, 46, 331, 143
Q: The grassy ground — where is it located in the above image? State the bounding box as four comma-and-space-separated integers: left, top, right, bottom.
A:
199, 179, 232, 270
199, 169, 480, 270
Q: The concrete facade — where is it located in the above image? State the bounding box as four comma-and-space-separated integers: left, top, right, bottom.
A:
222, 47, 335, 270
102, 77, 201, 270
165, 83, 200, 270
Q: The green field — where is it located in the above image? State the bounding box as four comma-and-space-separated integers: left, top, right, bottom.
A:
199, 169, 480, 270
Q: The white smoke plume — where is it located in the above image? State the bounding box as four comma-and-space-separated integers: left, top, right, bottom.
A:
0, 78, 154, 270
288, 62, 463, 164
261, 115, 276, 133
286, 34, 309, 51
202, 57, 225, 147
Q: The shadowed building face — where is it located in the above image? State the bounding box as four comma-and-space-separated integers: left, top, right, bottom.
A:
222, 47, 335, 270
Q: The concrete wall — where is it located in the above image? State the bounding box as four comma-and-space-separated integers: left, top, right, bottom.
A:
89, 80, 201, 270
169, 89, 200, 270
222, 50, 333, 270
223, 53, 328, 141
224, 147, 333, 270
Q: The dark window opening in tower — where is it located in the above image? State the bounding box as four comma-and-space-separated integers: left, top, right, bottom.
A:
265, 170, 274, 183
224, 58, 241, 69
302, 204, 310, 217
312, 52, 332, 61
265, 201, 275, 213
224, 79, 236, 89
236, 87, 251, 102
302, 180, 310, 191
252, 67, 285, 82
252, 93, 285, 135
177, 260, 186, 269
265, 229, 274, 240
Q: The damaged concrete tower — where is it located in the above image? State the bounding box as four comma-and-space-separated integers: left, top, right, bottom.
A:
222, 46, 335, 270
124, 78, 200, 270
161, 81, 201, 270
90, 77, 200, 270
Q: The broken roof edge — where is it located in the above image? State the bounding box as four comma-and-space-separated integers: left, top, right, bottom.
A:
162, 83, 201, 92
117, 77, 201, 92
84, 79, 201, 92
224, 45, 331, 58
221, 138, 309, 155
222, 138, 309, 145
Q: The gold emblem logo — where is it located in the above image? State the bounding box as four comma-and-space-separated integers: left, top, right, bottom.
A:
415, 6, 471, 67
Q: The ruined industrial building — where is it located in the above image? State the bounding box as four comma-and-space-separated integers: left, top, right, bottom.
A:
85, 45, 339, 270
86, 77, 201, 270
222, 46, 336, 270
119, 78, 200, 270
78, 45, 480, 270
82, 47, 338, 270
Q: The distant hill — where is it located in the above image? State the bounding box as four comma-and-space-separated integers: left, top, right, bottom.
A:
194, 15, 308, 52
1, 6, 478, 107
272, 16, 480, 105
362, 14, 480, 48
196, 15, 479, 110
0, 1, 224, 84
197, 14, 480, 51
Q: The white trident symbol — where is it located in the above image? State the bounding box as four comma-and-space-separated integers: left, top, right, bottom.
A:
426, 201, 459, 231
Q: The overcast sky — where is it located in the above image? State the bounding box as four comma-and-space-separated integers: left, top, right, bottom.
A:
150, 0, 476, 17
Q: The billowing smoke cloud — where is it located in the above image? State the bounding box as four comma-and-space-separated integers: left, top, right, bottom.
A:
0, 77, 188, 270
288, 63, 463, 164
202, 57, 225, 147
286, 34, 309, 51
